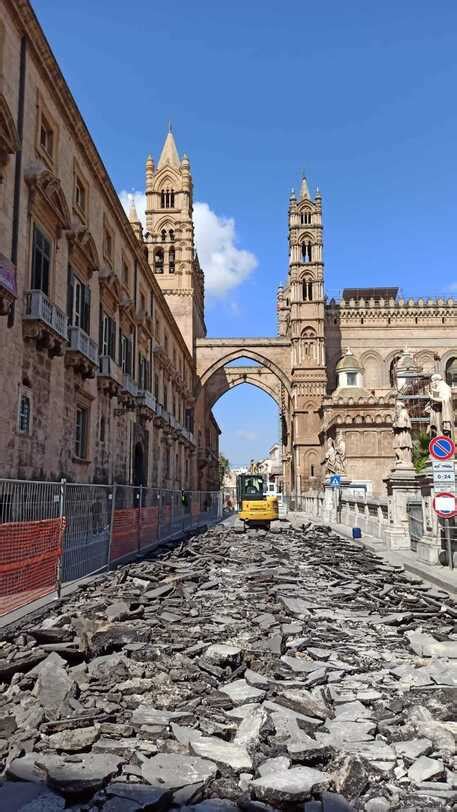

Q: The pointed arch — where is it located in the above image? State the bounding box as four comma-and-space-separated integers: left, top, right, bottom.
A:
199, 347, 292, 397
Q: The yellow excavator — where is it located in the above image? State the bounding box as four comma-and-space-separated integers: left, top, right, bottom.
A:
236, 473, 279, 530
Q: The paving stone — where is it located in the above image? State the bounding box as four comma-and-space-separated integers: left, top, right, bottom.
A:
219, 678, 265, 706
190, 736, 252, 772
250, 766, 329, 802
141, 752, 218, 789
407, 755, 444, 784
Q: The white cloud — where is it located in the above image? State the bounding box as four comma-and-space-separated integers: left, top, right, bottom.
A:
118, 191, 257, 298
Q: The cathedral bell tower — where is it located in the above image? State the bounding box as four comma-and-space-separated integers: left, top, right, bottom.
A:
143, 127, 206, 355
286, 175, 327, 491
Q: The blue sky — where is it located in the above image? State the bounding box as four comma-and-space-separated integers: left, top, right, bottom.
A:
34, 0, 457, 465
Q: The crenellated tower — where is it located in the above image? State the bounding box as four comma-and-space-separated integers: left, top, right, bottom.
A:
142, 127, 206, 354
280, 174, 327, 491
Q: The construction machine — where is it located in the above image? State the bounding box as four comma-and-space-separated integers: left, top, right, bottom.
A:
235, 473, 279, 529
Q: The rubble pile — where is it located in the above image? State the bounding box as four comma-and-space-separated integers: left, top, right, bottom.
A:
1, 522, 457, 810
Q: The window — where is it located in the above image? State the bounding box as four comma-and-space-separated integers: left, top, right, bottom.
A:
39, 114, 54, 159
74, 176, 86, 215
140, 292, 146, 313
99, 416, 106, 443
169, 247, 175, 274
302, 241, 312, 263
68, 271, 90, 333
103, 225, 113, 262
301, 211, 311, 225
160, 189, 175, 209
346, 372, 357, 386
18, 395, 31, 434
161, 229, 167, 242
154, 373, 159, 400
446, 358, 457, 387
120, 333, 132, 374
310, 464, 315, 477
154, 249, 164, 274
164, 382, 168, 411
138, 354, 150, 390
169, 229, 175, 242
100, 312, 116, 359
302, 280, 313, 301
31, 225, 52, 295
75, 406, 89, 458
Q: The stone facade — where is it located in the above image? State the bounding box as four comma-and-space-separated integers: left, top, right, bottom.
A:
0, 0, 219, 490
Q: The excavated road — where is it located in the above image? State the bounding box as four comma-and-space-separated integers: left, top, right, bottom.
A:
1, 521, 457, 811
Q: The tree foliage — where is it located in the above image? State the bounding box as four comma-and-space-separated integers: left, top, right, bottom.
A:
412, 432, 430, 473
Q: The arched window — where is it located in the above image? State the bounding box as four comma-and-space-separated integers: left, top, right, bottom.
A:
389, 355, 401, 388
161, 229, 166, 242
154, 248, 164, 274
169, 229, 175, 242
160, 191, 165, 208
301, 211, 311, 225
170, 190, 175, 208
302, 279, 313, 301
301, 241, 313, 263
169, 247, 175, 274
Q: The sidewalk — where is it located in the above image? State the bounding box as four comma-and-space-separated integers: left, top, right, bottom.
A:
288, 511, 457, 597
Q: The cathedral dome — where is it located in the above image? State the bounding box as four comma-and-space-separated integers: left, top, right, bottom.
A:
336, 348, 362, 372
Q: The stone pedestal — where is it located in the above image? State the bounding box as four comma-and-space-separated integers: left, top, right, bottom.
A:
416, 465, 442, 565
384, 465, 419, 550
322, 477, 350, 524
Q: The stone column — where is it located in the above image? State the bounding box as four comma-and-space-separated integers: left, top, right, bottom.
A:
384, 467, 419, 550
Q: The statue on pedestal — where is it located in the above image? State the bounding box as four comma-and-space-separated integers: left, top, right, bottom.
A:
335, 431, 346, 475
392, 400, 413, 468
323, 438, 338, 476
427, 373, 454, 438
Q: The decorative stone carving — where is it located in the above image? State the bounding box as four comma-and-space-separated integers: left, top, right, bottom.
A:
392, 400, 413, 469
323, 438, 338, 476
335, 431, 346, 475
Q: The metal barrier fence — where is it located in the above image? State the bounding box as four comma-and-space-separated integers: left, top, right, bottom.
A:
0, 479, 222, 618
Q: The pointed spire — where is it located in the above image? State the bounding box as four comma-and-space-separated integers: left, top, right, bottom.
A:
289, 187, 296, 200
127, 193, 139, 223
158, 127, 180, 170
300, 173, 310, 200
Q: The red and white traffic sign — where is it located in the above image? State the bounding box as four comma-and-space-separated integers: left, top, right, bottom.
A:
429, 435, 456, 462
432, 491, 457, 519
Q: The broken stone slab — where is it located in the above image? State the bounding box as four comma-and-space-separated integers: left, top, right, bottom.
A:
47, 724, 100, 752
275, 688, 329, 720
94, 736, 158, 757
116, 678, 155, 694
406, 630, 457, 658
323, 719, 376, 742
332, 740, 396, 762
0, 780, 65, 811
331, 753, 371, 798
250, 766, 329, 803
190, 736, 252, 772
187, 802, 240, 811
280, 597, 312, 616
8, 752, 123, 796
287, 734, 335, 762
205, 643, 242, 666
280, 655, 326, 674
104, 782, 172, 810
364, 798, 391, 812
219, 678, 265, 706
264, 701, 324, 730
258, 757, 291, 776
234, 707, 268, 747
407, 755, 444, 784
171, 723, 203, 745
131, 706, 193, 726
225, 703, 261, 720
31, 653, 76, 714
105, 600, 132, 622
244, 669, 271, 690
334, 701, 374, 721
393, 739, 433, 762
141, 752, 218, 789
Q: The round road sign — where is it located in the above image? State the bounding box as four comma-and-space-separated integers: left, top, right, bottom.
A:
432, 491, 457, 519
429, 435, 456, 462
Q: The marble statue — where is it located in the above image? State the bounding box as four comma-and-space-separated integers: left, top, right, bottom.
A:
427, 373, 454, 437
323, 438, 338, 476
392, 399, 413, 467
335, 431, 346, 475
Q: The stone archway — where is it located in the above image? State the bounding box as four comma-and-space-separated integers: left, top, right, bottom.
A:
195, 337, 294, 492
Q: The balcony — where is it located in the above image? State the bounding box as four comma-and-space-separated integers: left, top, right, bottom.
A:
117, 373, 138, 410
98, 355, 123, 397
23, 290, 67, 356
136, 389, 157, 421
65, 326, 98, 378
